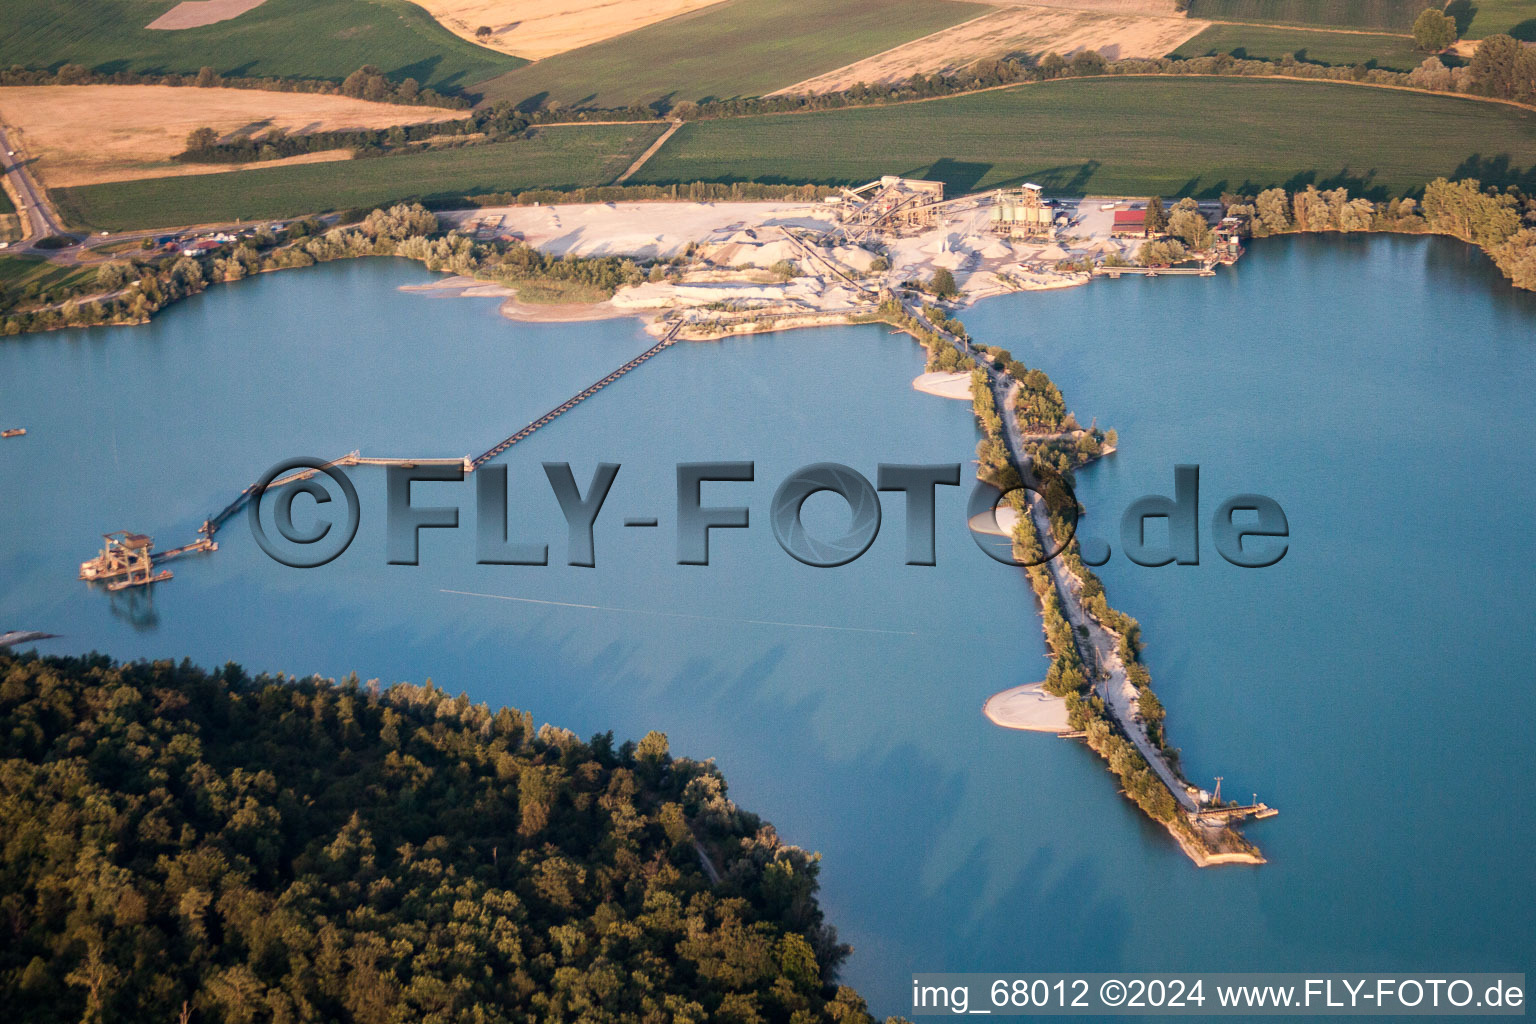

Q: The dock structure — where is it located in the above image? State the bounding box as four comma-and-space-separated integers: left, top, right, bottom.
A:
1198, 802, 1279, 822
79, 531, 216, 591
196, 452, 475, 540
85, 320, 686, 588
1095, 260, 1220, 278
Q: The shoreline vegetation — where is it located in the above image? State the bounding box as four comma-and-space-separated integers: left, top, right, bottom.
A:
872, 300, 1262, 867
0, 652, 907, 1023
6, 171, 1533, 336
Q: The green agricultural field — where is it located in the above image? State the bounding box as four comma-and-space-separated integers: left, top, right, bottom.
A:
474, 0, 991, 111
632, 77, 1536, 198
53, 123, 667, 231
1185, 0, 1423, 31
1171, 24, 1428, 70
0, 185, 14, 244
1448, 0, 1536, 40
0, 255, 96, 305
0, 0, 524, 96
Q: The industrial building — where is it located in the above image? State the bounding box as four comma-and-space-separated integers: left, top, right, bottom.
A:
990, 183, 1057, 239
1111, 207, 1151, 238
835, 176, 946, 237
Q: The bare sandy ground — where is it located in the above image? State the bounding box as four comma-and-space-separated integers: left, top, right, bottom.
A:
983, 682, 1070, 733
0, 86, 462, 187
912, 370, 974, 399
414, 0, 727, 59
421, 196, 1134, 333
440, 201, 839, 259
988, 0, 1181, 12
776, 4, 1207, 93
147, 0, 269, 30
967, 504, 1022, 538
401, 274, 634, 323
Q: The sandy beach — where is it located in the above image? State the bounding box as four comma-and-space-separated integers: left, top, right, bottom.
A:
911, 370, 973, 399
983, 682, 1070, 733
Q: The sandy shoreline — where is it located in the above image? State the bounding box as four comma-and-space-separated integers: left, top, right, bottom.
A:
912, 370, 973, 399
983, 682, 1070, 734
399, 275, 639, 324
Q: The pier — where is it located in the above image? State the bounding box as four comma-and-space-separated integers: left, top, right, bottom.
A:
79, 531, 216, 591
471, 320, 681, 468
87, 322, 685, 586
1095, 260, 1220, 278
1199, 803, 1279, 822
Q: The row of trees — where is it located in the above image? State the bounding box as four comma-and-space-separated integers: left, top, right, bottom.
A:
1224, 179, 1536, 291
958, 356, 1182, 826
13, 172, 1534, 338
0, 204, 679, 335
0, 652, 897, 1024
176, 104, 532, 164
512, 38, 1536, 123
867, 298, 975, 373
1464, 34, 1536, 103
468, 182, 842, 209
870, 296, 1187, 831
0, 63, 469, 107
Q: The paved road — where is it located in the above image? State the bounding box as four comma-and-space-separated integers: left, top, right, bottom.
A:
1, 118, 343, 265
0, 124, 72, 250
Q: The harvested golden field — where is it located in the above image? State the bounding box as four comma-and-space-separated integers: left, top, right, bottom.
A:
775, 3, 1207, 93
0, 85, 463, 188
992, 0, 1182, 10
415, 0, 729, 59
146, 0, 272, 30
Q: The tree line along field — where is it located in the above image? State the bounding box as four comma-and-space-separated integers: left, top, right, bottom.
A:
1171, 23, 1429, 71
0, 0, 525, 96
472, 0, 992, 111
52, 123, 667, 231
1185, 0, 1424, 31
630, 77, 1536, 198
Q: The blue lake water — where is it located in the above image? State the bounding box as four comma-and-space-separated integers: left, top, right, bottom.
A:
1, 237, 1532, 1014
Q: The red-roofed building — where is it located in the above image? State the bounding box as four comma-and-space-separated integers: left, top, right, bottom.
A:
1111, 208, 1148, 238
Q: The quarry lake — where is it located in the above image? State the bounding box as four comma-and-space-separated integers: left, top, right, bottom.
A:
2, 234, 1533, 1013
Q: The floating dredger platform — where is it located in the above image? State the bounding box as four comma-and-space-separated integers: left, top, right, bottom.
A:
79, 531, 215, 591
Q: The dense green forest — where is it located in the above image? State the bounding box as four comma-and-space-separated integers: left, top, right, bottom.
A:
0, 653, 899, 1024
